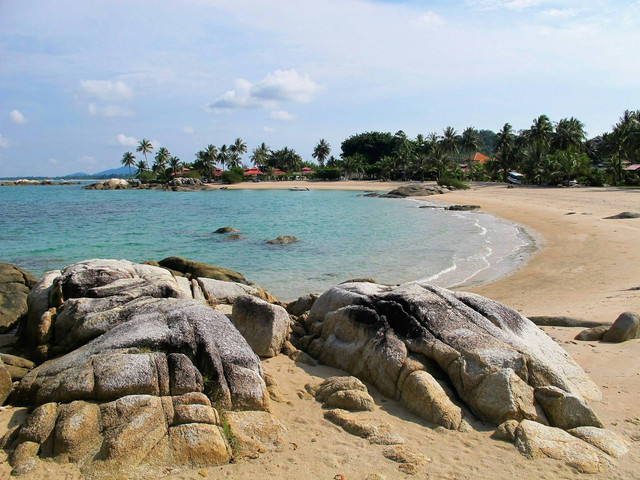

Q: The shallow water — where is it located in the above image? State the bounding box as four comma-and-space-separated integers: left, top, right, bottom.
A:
0, 185, 534, 301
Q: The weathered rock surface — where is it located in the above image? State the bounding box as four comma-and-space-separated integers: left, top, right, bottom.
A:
302, 282, 601, 429
575, 325, 609, 341
198, 278, 278, 305
534, 386, 603, 430
0, 262, 37, 333
222, 411, 286, 456
0, 360, 12, 404
286, 293, 320, 317
307, 376, 375, 412
6, 259, 277, 475
602, 312, 639, 343
386, 185, 450, 197
324, 409, 404, 445
84, 178, 130, 190
158, 256, 250, 284
231, 295, 290, 357
515, 420, 608, 474
568, 426, 629, 458
400, 370, 463, 430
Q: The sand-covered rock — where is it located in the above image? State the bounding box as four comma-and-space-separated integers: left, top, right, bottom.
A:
5, 259, 279, 476
303, 281, 601, 429
307, 376, 375, 412
515, 420, 607, 474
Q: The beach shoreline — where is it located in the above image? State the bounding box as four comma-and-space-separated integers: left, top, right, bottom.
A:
225, 179, 639, 324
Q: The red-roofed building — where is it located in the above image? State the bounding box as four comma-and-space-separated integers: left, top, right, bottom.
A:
273, 169, 286, 176
467, 152, 489, 164
301, 167, 314, 175
244, 167, 263, 176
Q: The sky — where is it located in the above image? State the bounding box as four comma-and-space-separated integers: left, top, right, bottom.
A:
1, 0, 639, 177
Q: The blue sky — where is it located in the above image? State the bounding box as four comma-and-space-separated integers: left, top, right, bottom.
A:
1, 0, 639, 177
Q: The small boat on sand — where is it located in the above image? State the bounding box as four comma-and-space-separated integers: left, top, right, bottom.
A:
289, 186, 309, 191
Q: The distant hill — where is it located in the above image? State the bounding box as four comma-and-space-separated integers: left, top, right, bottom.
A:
62, 165, 131, 179
64, 171, 90, 178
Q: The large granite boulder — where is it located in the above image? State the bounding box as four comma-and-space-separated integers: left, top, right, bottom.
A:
0, 262, 37, 332
84, 178, 130, 190
302, 282, 601, 430
231, 295, 290, 357
5, 259, 275, 476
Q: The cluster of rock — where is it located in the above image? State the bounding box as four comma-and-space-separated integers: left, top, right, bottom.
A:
287, 281, 628, 473
2, 259, 285, 476
362, 184, 455, 198
84, 177, 209, 191
84, 178, 131, 190
0, 258, 632, 476
576, 312, 639, 342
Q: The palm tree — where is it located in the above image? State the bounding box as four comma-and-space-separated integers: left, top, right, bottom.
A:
427, 143, 449, 179
121, 152, 135, 178
154, 147, 170, 180
229, 138, 247, 168
461, 127, 481, 156
492, 123, 517, 182
136, 138, 153, 169
218, 144, 229, 171
312, 139, 331, 168
552, 117, 586, 152
441, 127, 459, 157
250, 143, 270, 168
169, 156, 181, 177
135, 159, 147, 177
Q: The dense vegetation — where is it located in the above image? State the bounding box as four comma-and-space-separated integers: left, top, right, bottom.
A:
121, 110, 640, 186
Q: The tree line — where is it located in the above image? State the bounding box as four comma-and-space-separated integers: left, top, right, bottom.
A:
121, 109, 640, 186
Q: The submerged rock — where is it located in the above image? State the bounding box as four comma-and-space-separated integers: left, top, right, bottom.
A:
213, 227, 240, 234
266, 235, 300, 245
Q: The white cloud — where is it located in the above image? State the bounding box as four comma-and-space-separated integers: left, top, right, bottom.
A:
0, 134, 8, 148
9, 110, 27, 124
182, 126, 194, 135
412, 12, 445, 29
270, 110, 295, 121
88, 103, 134, 118
116, 134, 138, 147
79, 79, 133, 101
49, 158, 59, 165
77, 155, 96, 164
207, 69, 322, 112
263, 126, 276, 133
466, 0, 547, 10
539, 8, 578, 19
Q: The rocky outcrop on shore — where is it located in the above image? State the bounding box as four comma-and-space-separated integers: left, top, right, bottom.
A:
286, 281, 625, 472
3, 259, 283, 476
84, 177, 211, 191
363, 184, 454, 198
0, 263, 37, 333
0, 258, 629, 476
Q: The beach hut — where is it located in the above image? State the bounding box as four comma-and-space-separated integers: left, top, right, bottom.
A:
301, 167, 315, 176
244, 167, 263, 177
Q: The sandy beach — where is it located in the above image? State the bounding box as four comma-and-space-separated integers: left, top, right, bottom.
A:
1, 180, 638, 480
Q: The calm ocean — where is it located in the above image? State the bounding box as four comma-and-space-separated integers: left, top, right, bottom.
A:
0, 184, 534, 301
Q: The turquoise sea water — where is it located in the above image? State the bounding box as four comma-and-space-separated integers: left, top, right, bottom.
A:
0, 184, 534, 301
